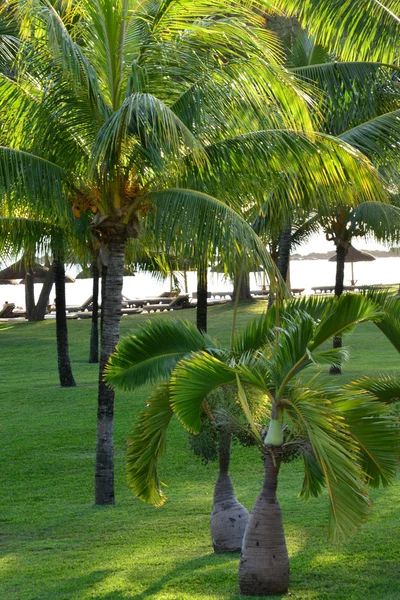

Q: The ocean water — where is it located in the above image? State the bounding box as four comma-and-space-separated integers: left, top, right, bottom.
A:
2, 257, 400, 310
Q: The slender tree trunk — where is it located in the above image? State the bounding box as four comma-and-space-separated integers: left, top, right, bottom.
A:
25, 269, 35, 321
330, 244, 346, 375
100, 265, 107, 337
89, 262, 100, 364
233, 271, 251, 301
210, 431, 249, 553
239, 450, 289, 595
31, 266, 54, 321
196, 263, 208, 333
53, 257, 76, 388
277, 224, 292, 282
95, 242, 125, 505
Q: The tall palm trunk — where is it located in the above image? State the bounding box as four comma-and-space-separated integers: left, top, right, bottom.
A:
100, 264, 107, 336
95, 241, 125, 505
210, 431, 249, 553
233, 271, 251, 301
277, 224, 292, 283
196, 263, 208, 333
25, 268, 35, 321
330, 244, 346, 375
31, 265, 54, 321
239, 450, 289, 595
89, 262, 100, 364
53, 257, 76, 387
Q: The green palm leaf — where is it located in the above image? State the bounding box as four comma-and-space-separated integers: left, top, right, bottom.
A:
92, 92, 206, 172
0, 147, 71, 217
347, 375, 400, 404
105, 319, 214, 390
274, 0, 400, 63
333, 390, 399, 487
125, 384, 173, 506
309, 294, 383, 351
283, 387, 371, 540
146, 188, 281, 283
340, 110, 400, 162
170, 352, 237, 432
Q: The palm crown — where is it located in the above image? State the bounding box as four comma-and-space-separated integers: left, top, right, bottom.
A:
105, 293, 399, 541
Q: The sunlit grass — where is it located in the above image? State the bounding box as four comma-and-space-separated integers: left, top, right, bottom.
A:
1, 301, 399, 599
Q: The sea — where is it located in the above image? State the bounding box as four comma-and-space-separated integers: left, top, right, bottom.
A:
2, 257, 400, 310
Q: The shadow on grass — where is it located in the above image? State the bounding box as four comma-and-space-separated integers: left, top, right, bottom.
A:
34, 569, 113, 600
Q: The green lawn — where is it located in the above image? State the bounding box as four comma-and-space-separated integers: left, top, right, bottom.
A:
1, 302, 400, 600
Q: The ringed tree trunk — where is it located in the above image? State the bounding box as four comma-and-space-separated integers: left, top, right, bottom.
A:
239, 449, 289, 596
53, 256, 76, 387
89, 261, 100, 364
31, 265, 54, 321
232, 270, 252, 301
196, 263, 208, 333
277, 224, 292, 283
211, 431, 250, 553
330, 243, 347, 375
25, 268, 35, 321
100, 264, 107, 336
95, 241, 125, 505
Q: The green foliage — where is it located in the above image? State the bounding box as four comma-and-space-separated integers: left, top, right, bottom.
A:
1, 306, 400, 598
107, 295, 400, 541
105, 318, 213, 390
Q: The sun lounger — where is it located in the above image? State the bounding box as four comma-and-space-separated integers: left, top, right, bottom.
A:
141, 294, 190, 312
0, 303, 16, 318
65, 295, 94, 313
291, 288, 304, 296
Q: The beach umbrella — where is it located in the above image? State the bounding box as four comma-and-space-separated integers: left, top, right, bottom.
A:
0, 259, 75, 283
328, 245, 376, 285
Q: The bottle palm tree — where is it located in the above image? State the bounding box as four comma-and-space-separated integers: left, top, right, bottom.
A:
0, 0, 391, 507
105, 293, 399, 595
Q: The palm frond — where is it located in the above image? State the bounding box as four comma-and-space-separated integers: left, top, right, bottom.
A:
347, 375, 400, 404
332, 390, 399, 487
92, 92, 206, 173
125, 384, 173, 506
283, 387, 371, 540
309, 294, 383, 351
145, 187, 283, 289
340, 110, 400, 163
105, 319, 213, 390
0, 147, 72, 218
194, 130, 388, 215
170, 351, 237, 432
275, 0, 400, 63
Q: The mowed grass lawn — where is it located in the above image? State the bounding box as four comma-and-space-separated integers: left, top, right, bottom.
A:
1, 301, 400, 600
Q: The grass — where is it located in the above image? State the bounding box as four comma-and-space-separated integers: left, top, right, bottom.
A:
1, 301, 400, 600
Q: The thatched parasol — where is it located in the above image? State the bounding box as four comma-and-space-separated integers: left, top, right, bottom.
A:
0, 259, 75, 283
328, 245, 376, 285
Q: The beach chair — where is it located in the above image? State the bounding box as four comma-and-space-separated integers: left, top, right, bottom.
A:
65, 295, 94, 313
141, 294, 190, 312
0, 303, 16, 318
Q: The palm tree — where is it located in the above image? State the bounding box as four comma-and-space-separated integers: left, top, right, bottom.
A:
274, 0, 400, 64
0, 213, 78, 386
1, 0, 392, 507
105, 293, 399, 595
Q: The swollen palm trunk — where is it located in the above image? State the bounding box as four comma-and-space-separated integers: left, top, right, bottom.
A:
95, 242, 125, 505
210, 434, 249, 552
239, 451, 289, 595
